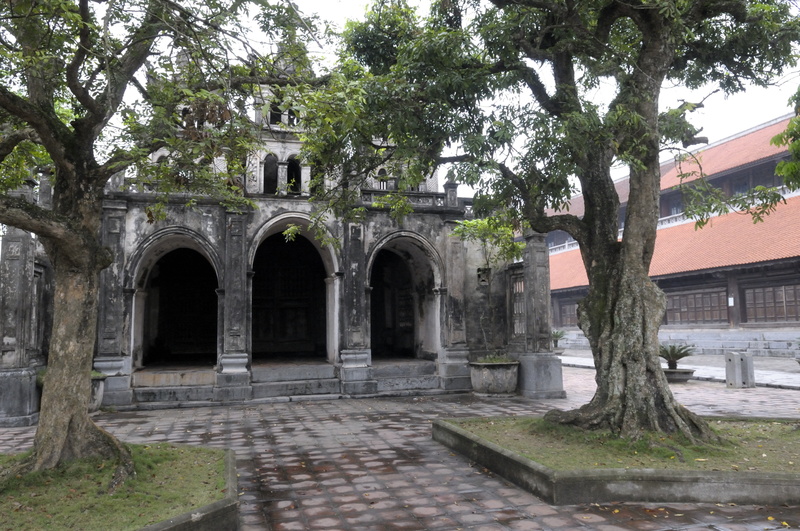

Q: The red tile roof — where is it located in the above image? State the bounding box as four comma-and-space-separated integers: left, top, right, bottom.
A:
550, 194, 800, 291
548, 116, 792, 216
659, 116, 791, 191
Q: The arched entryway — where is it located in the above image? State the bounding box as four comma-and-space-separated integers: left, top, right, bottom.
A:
368, 234, 443, 361
252, 233, 327, 360
141, 248, 218, 366
370, 250, 415, 358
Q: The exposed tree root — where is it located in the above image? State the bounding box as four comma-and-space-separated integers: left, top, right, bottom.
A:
544, 400, 723, 446
0, 422, 135, 494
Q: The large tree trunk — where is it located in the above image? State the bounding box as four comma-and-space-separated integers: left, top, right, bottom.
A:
0, 169, 134, 489
33, 265, 131, 471
545, 251, 718, 443
544, 95, 720, 443
0, 255, 135, 490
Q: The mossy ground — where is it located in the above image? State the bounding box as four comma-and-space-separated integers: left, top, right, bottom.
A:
0, 443, 227, 530
454, 417, 800, 472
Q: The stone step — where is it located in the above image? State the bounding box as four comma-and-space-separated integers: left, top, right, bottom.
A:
251, 363, 335, 383
372, 360, 436, 378
134, 385, 214, 402
376, 375, 440, 392
252, 379, 340, 398
133, 369, 215, 387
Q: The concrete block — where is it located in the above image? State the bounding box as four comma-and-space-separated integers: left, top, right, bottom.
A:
252, 363, 335, 382
102, 389, 133, 406
103, 375, 131, 392
216, 372, 250, 387
518, 353, 566, 399
376, 375, 439, 392
0, 368, 40, 426
341, 380, 378, 395
133, 386, 214, 402
133, 369, 216, 387
726, 352, 756, 388
373, 361, 436, 378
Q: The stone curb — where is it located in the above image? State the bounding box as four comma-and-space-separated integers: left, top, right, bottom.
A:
139, 449, 238, 531
432, 419, 800, 506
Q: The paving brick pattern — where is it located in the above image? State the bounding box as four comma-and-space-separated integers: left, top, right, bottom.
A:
1, 366, 799, 530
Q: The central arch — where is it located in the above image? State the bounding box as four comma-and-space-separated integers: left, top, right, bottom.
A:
252, 233, 327, 360
370, 250, 415, 358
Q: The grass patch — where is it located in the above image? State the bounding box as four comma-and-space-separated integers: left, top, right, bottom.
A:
0, 443, 227, 530
453, 417, 800, 473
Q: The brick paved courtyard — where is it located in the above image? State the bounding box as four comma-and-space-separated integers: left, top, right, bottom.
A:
2, 366, 799, 530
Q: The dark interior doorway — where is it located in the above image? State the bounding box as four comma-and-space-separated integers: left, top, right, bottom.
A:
143, 248, 217, 366
252, 234, 326, 359
370, 250, 415, 358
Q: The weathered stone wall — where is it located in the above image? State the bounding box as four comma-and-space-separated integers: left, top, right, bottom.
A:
0, 182, 558, 414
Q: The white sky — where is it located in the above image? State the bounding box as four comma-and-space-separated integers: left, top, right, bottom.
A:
293, 0, 799, 147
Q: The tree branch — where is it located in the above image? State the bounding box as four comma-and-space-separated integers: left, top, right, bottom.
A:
65, 0, 100, 116
0, 128, 39, 161
0, 194, 73, 242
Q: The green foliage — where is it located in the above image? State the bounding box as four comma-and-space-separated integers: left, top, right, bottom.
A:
451, 216, 524, 270
773, 88, 800, 186
659, 343, 694, 369
452, 417, 800, 470
299, 0, 800, 254
0, 444, 226, 530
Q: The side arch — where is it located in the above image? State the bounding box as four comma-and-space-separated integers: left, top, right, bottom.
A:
126, 227, 223, 290
366, 231, 445, 360
125, 228, 224, 368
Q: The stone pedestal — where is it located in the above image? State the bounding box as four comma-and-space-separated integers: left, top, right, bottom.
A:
339, 349, 377, 395
0, 368, 40, 427
94, 356, 133, 406
438, 348, 471, 391
518, 353, 566, 399
215, 353, 252, 401
469, 361, 519, 396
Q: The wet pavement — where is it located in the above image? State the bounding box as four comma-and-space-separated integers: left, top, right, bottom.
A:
2, 364, 800, 530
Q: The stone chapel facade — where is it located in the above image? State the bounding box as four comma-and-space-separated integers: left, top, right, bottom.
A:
0, 104, 561, 426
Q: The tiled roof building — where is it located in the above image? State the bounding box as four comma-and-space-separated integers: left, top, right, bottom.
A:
549, 115, 800, 354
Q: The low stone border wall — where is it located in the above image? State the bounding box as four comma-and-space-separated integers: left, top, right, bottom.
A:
432, 419, 800, 506
140, 449, 239, 531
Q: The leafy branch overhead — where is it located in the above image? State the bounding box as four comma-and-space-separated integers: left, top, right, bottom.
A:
452, 217, 524, 271
298, 0, 800, 443
0, 0, 334, 484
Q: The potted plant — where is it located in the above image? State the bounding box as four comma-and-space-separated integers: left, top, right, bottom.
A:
551, 329, 566, 350
469, 353, 520, 395
659, 344, 696, 383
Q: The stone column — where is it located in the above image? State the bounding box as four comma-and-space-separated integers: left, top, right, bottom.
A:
0, 184, 40, 426
339, 222, 376, 395
215, 214, 251, 401
517, 231, 566, 398
0, 228, 40, 426
438, 221, 471, 391
277, 161, 288, 196
94, 199, 133, 406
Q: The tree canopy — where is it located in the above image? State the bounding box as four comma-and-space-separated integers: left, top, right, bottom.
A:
297, 0, 800, 441
0, 0, 326, 484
